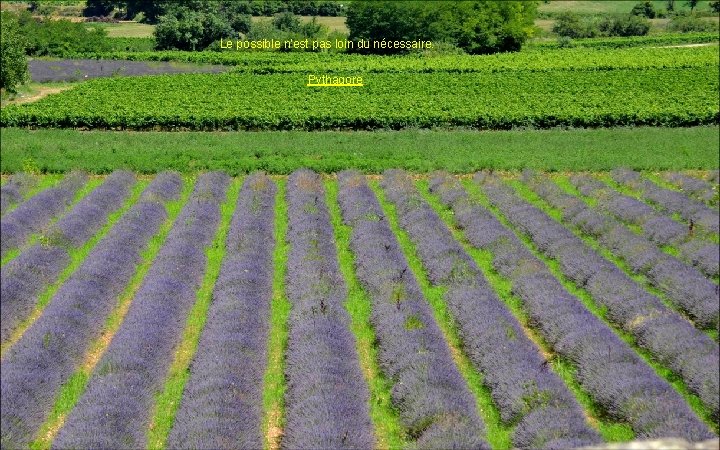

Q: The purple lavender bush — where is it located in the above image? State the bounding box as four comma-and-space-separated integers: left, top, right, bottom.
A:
429, 172, 715, 439
0, 172, 180, 449
52, 172, 228, 450
665, 172, 718, 206
0, 171, 86, 257
338, 171, 488, 449
571, 173, 718, 278
48, 171, 135, 248
280, 169, 374, 449
382, 170, 599, 449
612, 170, 719, 235
168, 173, 275, 450
1, 173, 36, 216
509, 175, 719, 415
0, 171, 135, 343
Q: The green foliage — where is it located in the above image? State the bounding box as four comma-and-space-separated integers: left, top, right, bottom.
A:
552, 12, 600, 38
216, 0, 345, 16
0, 12, 28, 93
554, 11, 650, 38
272, 11, 301, 32
83, 0, 118, 17
346, 0, 538, 54
11, 11, 110, 57
667, 14, 720, 31
598, 14, 651, 36
711, 1, 720, 13
154, 6, 233, 51
631, 1, 657, 18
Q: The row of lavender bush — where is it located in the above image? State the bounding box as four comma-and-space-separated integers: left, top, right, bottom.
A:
53, 172, 227, 449
612, 169, 719, 235
282, 169, 374, 449
429, 172, 714, 440
531, 171, 719, 330
0, 172, 87, 257
382, 170, 600, 449
520, 173, 720, 417
0, 171, 135, 343
569, 173, 718, 278
337, 171, 488, 449
664, 172, 718, 206
0, 173, 36, 216
0, 172, 181, 449
168, 173, 276, 449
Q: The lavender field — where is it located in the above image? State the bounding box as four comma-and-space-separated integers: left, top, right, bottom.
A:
0, 169, 718, 450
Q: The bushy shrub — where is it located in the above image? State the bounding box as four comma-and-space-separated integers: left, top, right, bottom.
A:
667, 15, 720, 32
272, 11, 301, 32
0, 12, 28, 93
14, 11, 110, 57
240, 14, 334, 52
554, 12, 650, 38
556, 35, 575, 48
599, 14, 651, 36
552, 12, 600, 38
631, 1, 656, 18
347, 1, 538, 55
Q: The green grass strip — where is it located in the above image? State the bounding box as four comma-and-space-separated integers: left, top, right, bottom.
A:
419, 179, 633, 443
146, 177, 242, 449
324, 179, 408, 450
553, 174, 718, 285
2, 127, 719, 174
0, 177, 128, 357
262, 178, 291, 450
597, 173, 720, 244
1, 176, 102, 267
469, 179, 718, 434
0, 173, 64, 217
370, 179, 512, 450
30, 176, 194, 450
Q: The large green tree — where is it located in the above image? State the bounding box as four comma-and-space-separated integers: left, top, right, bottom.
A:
0, 12, 28, 93
154, 4, 234, 51
346, 1, 538, 54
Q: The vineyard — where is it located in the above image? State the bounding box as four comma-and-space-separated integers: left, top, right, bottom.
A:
1, 168, 718, 449
2, 45, 718, 131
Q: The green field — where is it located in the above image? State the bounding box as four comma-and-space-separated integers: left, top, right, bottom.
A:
3, 66, 716, 131
2, 127, 718, 174
538, 0, 716, 15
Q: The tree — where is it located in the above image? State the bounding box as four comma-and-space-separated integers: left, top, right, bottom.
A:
0, 12, 28, 93
154, 5, 232, 50
83, 0, 119, 17
685, 0, 698, 12
711, 1, 720, 13
346, 1, 538, 55
630, 1, 656, 18
272, 11, 301, 32
666, 0, 675, 11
